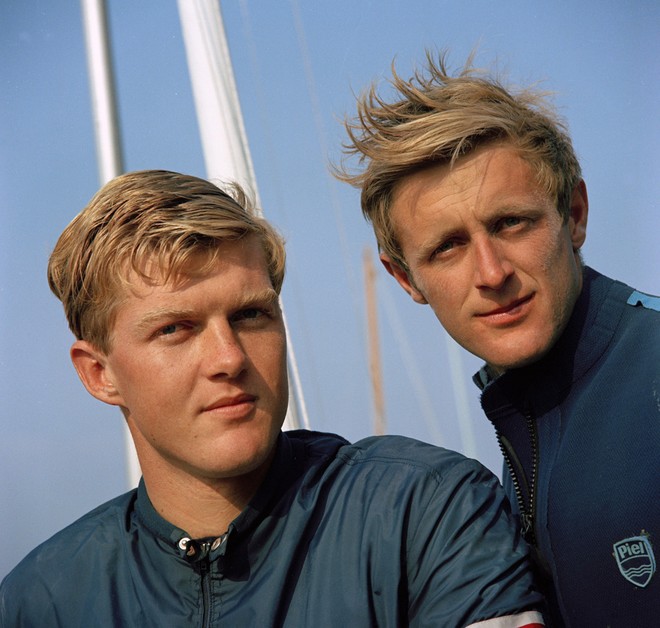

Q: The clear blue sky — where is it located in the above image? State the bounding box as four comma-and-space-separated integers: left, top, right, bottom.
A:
1, 0, 658, 579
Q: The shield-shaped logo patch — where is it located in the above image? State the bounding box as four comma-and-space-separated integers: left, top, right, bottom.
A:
612, 535, 656, 588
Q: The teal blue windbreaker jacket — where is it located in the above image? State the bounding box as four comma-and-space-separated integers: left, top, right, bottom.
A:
1, 432, 544, 626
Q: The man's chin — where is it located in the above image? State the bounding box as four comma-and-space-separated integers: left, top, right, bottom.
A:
486, 346, 554, 376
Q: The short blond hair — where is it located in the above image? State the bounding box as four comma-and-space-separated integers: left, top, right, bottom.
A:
48, 170, 286, 352
335, 52, 582, 270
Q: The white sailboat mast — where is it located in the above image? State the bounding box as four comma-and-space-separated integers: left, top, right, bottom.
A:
80, 0, 123, 183
80, 0, 142, 487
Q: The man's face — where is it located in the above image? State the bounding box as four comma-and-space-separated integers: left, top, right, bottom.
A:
383, 143, 588, 375
89, 236, 288, 482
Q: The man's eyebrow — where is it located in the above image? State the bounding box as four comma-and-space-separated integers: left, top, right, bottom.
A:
490, 202, 543, 214
233, 288, 281, 310
134, 307, 197, 333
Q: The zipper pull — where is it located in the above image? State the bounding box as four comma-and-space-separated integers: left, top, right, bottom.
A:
520, 511, 534, 541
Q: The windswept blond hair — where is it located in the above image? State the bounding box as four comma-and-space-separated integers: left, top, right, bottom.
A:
48, 170, 286, 352
335, 51, 582, 270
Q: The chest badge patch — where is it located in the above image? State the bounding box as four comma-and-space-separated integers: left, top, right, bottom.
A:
613, 535, 656, 588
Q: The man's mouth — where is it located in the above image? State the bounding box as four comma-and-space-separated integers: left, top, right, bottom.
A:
203, 393, 257, 417
477, 294, 534, 319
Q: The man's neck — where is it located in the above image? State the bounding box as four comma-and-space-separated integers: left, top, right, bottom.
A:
137, 453, 273, 539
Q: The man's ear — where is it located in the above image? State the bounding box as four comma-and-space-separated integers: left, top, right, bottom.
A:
568, 180, 589, 251
70, 340, 123, 407
379, 253, 428, 304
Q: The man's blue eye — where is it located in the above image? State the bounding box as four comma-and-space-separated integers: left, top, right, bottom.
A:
161, 324, 178, 335
433, 241, 454, 257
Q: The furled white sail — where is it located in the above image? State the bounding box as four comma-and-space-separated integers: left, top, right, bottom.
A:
176, 0, 308, 434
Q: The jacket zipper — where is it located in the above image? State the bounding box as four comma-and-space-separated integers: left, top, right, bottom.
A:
496, 410, 539, 545
200, 554, 212, 628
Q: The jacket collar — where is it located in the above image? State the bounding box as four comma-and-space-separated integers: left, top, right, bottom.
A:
132, 432, 309, 558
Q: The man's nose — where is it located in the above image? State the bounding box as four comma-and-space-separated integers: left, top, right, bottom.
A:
203, 322, 249, 379
473, 237, 513, 290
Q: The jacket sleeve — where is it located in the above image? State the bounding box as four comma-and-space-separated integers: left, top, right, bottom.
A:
0, 565, 51, 628
405, 457, 545, 627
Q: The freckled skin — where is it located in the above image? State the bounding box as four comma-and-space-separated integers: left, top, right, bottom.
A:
382, 143, 588, 374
